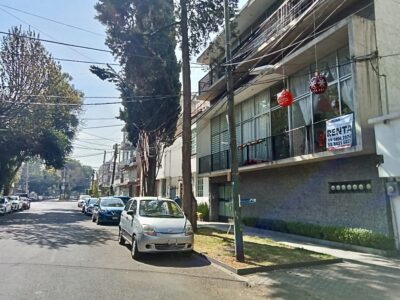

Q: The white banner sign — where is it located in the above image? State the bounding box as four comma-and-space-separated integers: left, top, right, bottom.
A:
326, 114, 353, 151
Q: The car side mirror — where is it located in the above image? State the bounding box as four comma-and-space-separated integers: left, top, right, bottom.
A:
126, 210, 134, 216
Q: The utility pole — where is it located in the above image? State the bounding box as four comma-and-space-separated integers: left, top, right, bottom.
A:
25, 162, 29, 194
110, 144, 118, 195
224, 0, 244, 262
63, 167, 67, 200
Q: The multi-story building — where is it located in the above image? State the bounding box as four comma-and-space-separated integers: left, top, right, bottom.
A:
194, 0, 400, 248
114, 128, 139, 197
157, 96, 210, 203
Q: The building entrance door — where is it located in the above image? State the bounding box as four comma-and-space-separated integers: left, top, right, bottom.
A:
218, 183, 232, 221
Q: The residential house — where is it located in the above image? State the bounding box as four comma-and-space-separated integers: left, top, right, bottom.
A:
194, 0, 400, 248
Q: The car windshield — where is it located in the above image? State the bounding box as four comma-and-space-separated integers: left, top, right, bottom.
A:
100, 198, 124, 207
88, 199, 98, 205
115, 196, 130, 204
139, 200, 184, 218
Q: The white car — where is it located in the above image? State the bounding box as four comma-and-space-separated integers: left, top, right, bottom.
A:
118, 197, 194, 259
0, 197, 12, 214
8, 196, 23, 211
78, 195, 91, 207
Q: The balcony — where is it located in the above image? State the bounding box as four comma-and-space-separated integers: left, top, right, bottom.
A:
198, 121, 355, 174
198, 0, 322, 98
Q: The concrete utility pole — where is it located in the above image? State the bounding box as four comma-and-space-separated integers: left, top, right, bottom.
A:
224, 0, 244, 262
110, 144, 118, 195
25, 162, 29, 194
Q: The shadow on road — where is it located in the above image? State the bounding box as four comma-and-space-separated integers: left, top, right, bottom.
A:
0, 208, 115, 250
135, 251, 211, 268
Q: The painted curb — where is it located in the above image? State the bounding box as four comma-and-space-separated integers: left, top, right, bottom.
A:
194, 251, 343, 275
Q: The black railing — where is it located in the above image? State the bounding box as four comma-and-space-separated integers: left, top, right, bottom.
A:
198, 123, 354, 174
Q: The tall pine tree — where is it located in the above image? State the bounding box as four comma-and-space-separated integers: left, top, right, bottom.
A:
93, 0, 181, 195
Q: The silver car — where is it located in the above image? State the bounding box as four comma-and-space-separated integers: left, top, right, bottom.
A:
9, 196, 23, 211
118, 197, 194, 259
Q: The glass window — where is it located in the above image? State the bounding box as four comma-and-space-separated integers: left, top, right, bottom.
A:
292, 97, 312, 128
340, 78, 354, 115
254, 91, 269, 115
139, 200, 184, 218
242, 120, 254, 143
235, 105, 241, 125
211, 116, 219, 135
211, 134, 220, 154
220, 130, 229, 151
312, 52, 337, 83
338, 46, 351, 78
271, 106, 288, 135
313, 83, 340, 123
241, 98, 254, 121
270, 82, 284, 108
290, 68, 310, 97
220, 114, 228, 131
255, 114, 269, 139
191, 128, 197, 155
197, 178, 204, 197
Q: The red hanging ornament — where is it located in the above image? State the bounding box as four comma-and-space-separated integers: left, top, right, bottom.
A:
277, 89, 294, 107
310, 72, 328, 94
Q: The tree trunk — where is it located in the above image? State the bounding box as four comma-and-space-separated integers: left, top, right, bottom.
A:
180, 0, 197, 231
138, 132, 158, 196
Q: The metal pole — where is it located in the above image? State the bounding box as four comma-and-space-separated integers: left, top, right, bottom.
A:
224, 0, 244, 262
110, 144, 118, 195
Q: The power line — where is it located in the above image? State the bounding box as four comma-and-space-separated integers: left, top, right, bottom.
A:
79, 131, 119, 143
0, 4, 105, 37
80, 124, 123, 129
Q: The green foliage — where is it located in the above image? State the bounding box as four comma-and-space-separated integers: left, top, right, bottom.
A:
197, 202, 209, 221
0, 27, 82, 193
242, 218, 395, 251
182, 0, 239, 56
93, 0, 181, 195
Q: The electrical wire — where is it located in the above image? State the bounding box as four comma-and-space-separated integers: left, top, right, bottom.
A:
0, 4, 106, 37
80, 124, 123, 129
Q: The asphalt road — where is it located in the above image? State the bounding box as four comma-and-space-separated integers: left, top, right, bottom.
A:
0, 200, 267, 300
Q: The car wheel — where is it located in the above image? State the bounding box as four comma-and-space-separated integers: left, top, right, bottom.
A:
131, 235, 141, 260
92, 215, 96, 222
118, 228, 125, 245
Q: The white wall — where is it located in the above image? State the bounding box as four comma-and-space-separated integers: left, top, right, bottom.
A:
375, 0, 400, 114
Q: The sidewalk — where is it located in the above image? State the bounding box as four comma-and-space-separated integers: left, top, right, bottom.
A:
198, 221, 400, 299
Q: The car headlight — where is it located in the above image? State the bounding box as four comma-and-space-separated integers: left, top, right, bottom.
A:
142, 224, 157, 236
185, 224, 194, 236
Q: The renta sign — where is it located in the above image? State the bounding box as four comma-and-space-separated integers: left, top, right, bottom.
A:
326, 114, 353, 151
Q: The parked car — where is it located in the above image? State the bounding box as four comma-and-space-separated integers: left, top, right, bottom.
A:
9, 196, 23, 211
78, 194, 90, 207
0, 197, 12, 214
20, 197, 31, 210
114, 196, 131, 205
84, 198, 99, 215
92, 197, 125, 225
81, 198, 90, 213
118, 197, 193, 259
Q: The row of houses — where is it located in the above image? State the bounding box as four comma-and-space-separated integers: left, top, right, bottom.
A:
98, 0, 400, 250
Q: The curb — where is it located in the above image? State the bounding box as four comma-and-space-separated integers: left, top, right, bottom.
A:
194, 250, 343, 276
244, 228, 396, 257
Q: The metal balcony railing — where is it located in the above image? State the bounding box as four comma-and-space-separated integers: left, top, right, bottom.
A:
198, 0, 323, 96
198, 120, 354, 174
232, 0, 321, 63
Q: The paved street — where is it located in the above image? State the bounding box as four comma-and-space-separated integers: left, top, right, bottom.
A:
0, 201, 266, 300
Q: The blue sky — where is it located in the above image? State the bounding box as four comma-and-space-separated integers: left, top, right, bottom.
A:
0, 0, 246, 169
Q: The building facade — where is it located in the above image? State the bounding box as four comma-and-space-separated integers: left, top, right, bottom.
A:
195, 0, 399, 246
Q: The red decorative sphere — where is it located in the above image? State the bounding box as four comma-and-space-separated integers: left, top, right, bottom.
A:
310, 72, 328, 94
277, 89, 294, 107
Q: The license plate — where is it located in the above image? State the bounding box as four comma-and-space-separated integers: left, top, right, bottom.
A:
112, 216, 118, 220
168, 239, 178, 245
